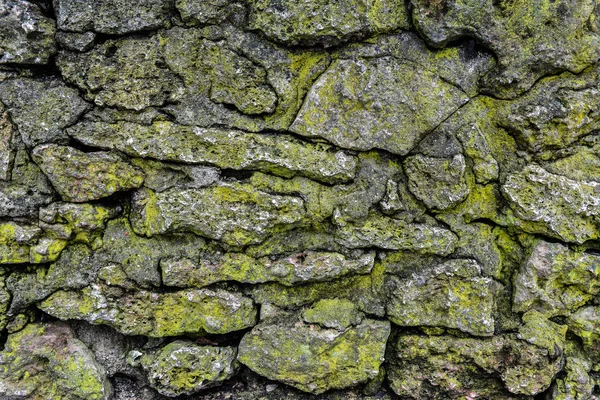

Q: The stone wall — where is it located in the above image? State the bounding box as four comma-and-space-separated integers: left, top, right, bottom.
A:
0, 0, 600, 398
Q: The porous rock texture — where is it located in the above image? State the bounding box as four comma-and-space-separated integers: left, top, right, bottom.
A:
0, 0, 600, 399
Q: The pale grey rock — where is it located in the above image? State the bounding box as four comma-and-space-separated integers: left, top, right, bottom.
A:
56, 31, 96, 52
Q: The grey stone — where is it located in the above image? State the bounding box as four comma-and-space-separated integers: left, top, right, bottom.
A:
290, 57, 469, 155
0, 0, 56, 64
0, 103, 14, 180
32, 144, 145, 202
0, 78, 90, 147
56, 31, 96, 52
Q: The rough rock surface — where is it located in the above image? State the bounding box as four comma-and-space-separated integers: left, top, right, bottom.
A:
3, 0, 600, 398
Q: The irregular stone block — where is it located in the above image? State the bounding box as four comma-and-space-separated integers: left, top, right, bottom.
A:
0, 323, 112, 399
238, 318, 390, 394
57, 37, 182, 111
502, 164, 600, 244
56, 31, 96, 52
68, 121, 357, 184
0, 0, 56, 64
301, 298, 364, 330
162, 251, 374, 287
388, 332, 563, 398
333, 213, 458, 256
247, 0, 410, 46
32, 144, 145, 203
0, 103, 14, 180
387, 259, 499, 336
0, 221, 69, 265
411, 0, 600, 97
54, 0, 172, 34
404, 154, 470, 210
176, 0, 244, 25
567, 306, 600, 350
513, 240, 600, 317
130, 185, 305, 246
290, 57, 469, 155
0, 150, 55, 218
39, 284, 257, 337
134, 341, 238, 397
0, 78, 90, 147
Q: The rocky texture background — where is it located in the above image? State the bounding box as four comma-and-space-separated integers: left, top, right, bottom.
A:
0, 0, 600, 399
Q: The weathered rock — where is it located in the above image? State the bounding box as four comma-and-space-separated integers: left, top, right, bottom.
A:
333, 212, 458, 256
68, 121, 357, 184
0, 323, 112, 399
0, 103, 14, 180
0, 149, 55, 218
0, 78, 90, 147
513, 240, 600, 317
0, 220, 67, 265
247, 0, 410, 46
57, 36, 182, 111
545, 146, 600, 182
411, 0, 600, 98
404, 154, 470, 210
502, 164, 600, 244
130, 185, 305, 246
291, 57, 469, 155
134, 341, 238, 396
176, 0, 245, 25
130, 158, 220, 192
387, 259, 499, 336
0, 0, 56, 64
0, 271, 9, 331
238, 318, 390, 394
32, 144, 145, 202
301, 298, 364, 330
162, 251, 374, 288
39, 284, 257, 337
550, 352, 595, 400
388, 332, 564, 399
567, 306, 600, 350
54, 0, 173, 34
56, 31, 97, 52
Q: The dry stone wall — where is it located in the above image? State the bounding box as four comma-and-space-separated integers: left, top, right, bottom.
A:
0, 0, 600, 398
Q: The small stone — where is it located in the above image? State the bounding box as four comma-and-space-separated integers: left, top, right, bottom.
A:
39, 284, 257, 337
290, 57, 469, 155
387, 259, 499, 336
502, 164, 600, 244
517, 310, 567, 358
404, 154, 470, 210
0, 78, 90, 147
247, 0, 409, 46
0, 104, 14, 180
130, 185, 305, 246
0, 323, 112, 399
56, 31, 97, 52
0, 0, 56, 64
161, 251, 375, 287
138, 341, 238, 396
301, 298, 364, 330
238, 318, 390, 394
68, 121, 358, 184
513, 240, 600, 317
32, 144, 145, 203
176, 0, 243, 25
54, 0, 173, 34
567, 306, 600, 350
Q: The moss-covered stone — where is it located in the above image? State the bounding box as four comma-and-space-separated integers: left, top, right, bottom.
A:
176, 0, 244, 25
411, 0, 600, 97
404, 154, 470, 210
0, 322, 112, 399
135, 341, 238, 396
333, 212, 458, 255
238, 317, 390, 394
0, 220, 69, 265
502, 164, 600, 244
247, 0, 410, 47
513, 240, 600, 317
388, 332, 563, 398
56, 31, 97, 52
54, 0, 172, 34
0, 0, 56, 64
567, 306, 600, 351
290, 56, 469, 155
130, 185, 305, 246
57, 36, 182, 111
68, 121, 357, 184
301, 298, 364, 330
32, 144, 144, 202
39, 283, 257, 337
387, 259, 500, 336
162, 251, 374, 287
0, 78, 90, 147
